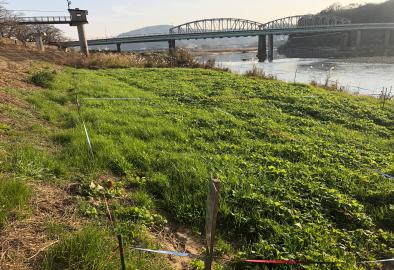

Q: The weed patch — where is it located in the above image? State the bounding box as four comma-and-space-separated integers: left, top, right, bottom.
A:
0, 178, 31, 228
30, 69, 56, 88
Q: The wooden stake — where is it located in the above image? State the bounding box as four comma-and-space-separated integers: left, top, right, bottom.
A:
205, 176, 220, 270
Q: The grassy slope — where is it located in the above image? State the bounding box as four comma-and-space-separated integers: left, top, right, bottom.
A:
0, 66, 394, 269
0, 70, 174, 269
24, 67, 394, 269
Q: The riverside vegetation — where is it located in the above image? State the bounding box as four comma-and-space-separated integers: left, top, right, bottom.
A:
0, 63, 393, 269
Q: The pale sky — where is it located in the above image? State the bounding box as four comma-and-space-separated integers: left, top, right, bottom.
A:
6, 0, 386, 39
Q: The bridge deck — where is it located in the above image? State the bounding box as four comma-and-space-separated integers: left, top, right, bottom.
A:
17, 16, 72, 25
61, 23, 394, 48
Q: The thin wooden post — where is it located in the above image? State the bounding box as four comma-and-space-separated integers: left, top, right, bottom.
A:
118, 235, 126, 270
205, 176, 220, 270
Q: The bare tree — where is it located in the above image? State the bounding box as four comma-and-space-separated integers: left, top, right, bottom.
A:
31, 24, 66, 43
0, 1, 66, 44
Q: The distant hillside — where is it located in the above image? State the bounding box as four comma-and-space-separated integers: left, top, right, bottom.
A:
279, 0, 394, 58
320, 0, 394, 23
93, 24, 286, 52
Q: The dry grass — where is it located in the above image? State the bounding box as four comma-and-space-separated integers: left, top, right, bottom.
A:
64, 48, 202, 69
244, 65, 277, 80
0, 182, 82, 270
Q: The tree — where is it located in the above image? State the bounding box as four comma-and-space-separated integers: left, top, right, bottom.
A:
31, 24, 66, 43
0, 1, 66, 43
320, 3, 344, 14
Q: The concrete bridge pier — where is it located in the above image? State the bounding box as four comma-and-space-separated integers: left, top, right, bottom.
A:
257, 35, 267, 62
116, 43, 122, 53
342, 32, 351, 49
69, 9, 90, 56
76, 24, 89, 56
34, 33, 45, 52
356, 30, 362, 48
384, 30, 391, 55
168, 39, 176, 57
267, 34, 274, 62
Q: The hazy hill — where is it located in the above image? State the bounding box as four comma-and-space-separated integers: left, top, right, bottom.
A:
320, 0, 394, 23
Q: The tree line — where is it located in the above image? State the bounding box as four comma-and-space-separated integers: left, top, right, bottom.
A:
320, 0, 394, 23
0, 1, 65, 44
278, 0, 394, 57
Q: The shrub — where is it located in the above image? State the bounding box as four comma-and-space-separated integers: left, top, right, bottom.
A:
30, 69, 56, 88
245, 65, 277, 80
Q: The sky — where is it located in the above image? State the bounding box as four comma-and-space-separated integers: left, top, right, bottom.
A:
6, 0, 386, 39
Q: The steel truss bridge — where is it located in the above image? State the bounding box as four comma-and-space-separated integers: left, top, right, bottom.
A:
52, 15, 394, 61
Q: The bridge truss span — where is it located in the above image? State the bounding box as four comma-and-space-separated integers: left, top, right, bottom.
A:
263, 15, 352, 30
169, 18, 264, 35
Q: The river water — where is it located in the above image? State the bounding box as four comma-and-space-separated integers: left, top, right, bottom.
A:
196, 51, 394, 96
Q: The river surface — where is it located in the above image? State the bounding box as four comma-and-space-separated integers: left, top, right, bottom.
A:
196, 51, 394, 96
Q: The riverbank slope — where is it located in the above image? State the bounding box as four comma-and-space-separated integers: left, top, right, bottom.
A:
0, 49, 393, 269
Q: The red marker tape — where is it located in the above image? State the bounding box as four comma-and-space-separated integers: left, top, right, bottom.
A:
244, 260, 305, 265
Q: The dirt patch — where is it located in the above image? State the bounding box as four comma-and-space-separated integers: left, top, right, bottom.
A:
150, 223, 205, 270
0, 182, 82, 270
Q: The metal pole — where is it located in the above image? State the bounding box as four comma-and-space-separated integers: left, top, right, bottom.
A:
117, 235, 126, 270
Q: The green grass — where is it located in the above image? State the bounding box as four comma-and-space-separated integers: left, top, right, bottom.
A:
0, 178, 31, 228
23, 67, 394, 269
42, 226, 171, 270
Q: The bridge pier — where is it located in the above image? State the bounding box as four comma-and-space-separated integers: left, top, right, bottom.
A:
384, 30, 391, 55
267, 34, 274, 62
69, 9, 89, 56
342, 32, 351, 50
116, 43, 122, 53
257, 35, 267, 62
168, 39, 176, 57
76, 24, 89, 56
34, 33, 44, 52
356, 30, 362, 48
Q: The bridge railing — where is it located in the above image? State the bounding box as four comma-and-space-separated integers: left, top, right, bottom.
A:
16, 16, 71, 24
